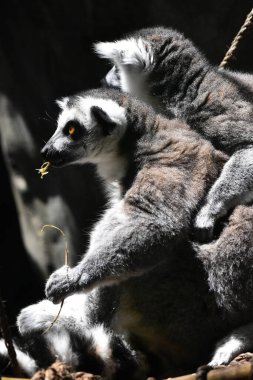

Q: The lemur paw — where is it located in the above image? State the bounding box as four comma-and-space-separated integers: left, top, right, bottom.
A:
17, 300, 58, 336
194, 207, 215, 243
45, 265, 78, 304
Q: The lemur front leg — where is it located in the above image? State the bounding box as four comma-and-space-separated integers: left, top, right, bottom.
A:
208, 322, 253, 367
195, 146, 253, 242
45, 197, 175, 304
196, 322, 253, 380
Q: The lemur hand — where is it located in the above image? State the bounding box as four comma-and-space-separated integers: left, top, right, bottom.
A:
45, 265, 87, 303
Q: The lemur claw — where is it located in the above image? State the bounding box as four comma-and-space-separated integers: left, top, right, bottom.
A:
194, 207, 215, 243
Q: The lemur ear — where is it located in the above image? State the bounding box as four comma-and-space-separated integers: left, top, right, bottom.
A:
90, 106, 116, 135
94, 38, 152, 69
56, 97, 69, 109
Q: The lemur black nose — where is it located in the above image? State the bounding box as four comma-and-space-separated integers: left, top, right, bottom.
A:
40, 144, 65, 167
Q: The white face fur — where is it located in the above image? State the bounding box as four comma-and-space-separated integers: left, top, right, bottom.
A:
41, 96, 127, 169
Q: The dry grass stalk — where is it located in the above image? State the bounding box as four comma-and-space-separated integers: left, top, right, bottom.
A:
40, 225, 69, 334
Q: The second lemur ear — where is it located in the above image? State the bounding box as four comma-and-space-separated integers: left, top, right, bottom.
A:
90, 106, 116, 135
94, 38, 153, 69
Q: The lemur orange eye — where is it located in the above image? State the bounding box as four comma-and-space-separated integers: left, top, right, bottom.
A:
69, 126, 75, 135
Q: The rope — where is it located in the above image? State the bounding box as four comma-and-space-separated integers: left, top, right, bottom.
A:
219, 7, 253, 69
0, 293, 21, 377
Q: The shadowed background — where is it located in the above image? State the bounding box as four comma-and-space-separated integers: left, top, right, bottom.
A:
0, 0, 253, 323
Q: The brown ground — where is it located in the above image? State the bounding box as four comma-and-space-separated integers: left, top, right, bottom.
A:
30, 352, 253, 380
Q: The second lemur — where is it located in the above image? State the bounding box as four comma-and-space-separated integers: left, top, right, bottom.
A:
95, 27, 253, 241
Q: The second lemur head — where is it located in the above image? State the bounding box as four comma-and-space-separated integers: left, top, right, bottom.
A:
95, 27, 207, 108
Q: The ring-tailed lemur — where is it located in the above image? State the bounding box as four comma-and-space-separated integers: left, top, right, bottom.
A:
4, 88, 253, 379
94, 27, 253, 241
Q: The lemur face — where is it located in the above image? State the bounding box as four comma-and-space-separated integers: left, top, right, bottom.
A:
41, 95, 127, 167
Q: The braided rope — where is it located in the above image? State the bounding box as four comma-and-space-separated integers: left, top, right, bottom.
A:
219, 7, 253, 69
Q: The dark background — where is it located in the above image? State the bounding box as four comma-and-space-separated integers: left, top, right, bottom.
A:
0, 0, 253, 324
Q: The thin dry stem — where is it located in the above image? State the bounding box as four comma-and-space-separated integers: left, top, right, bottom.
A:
40, 224, 69, 334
